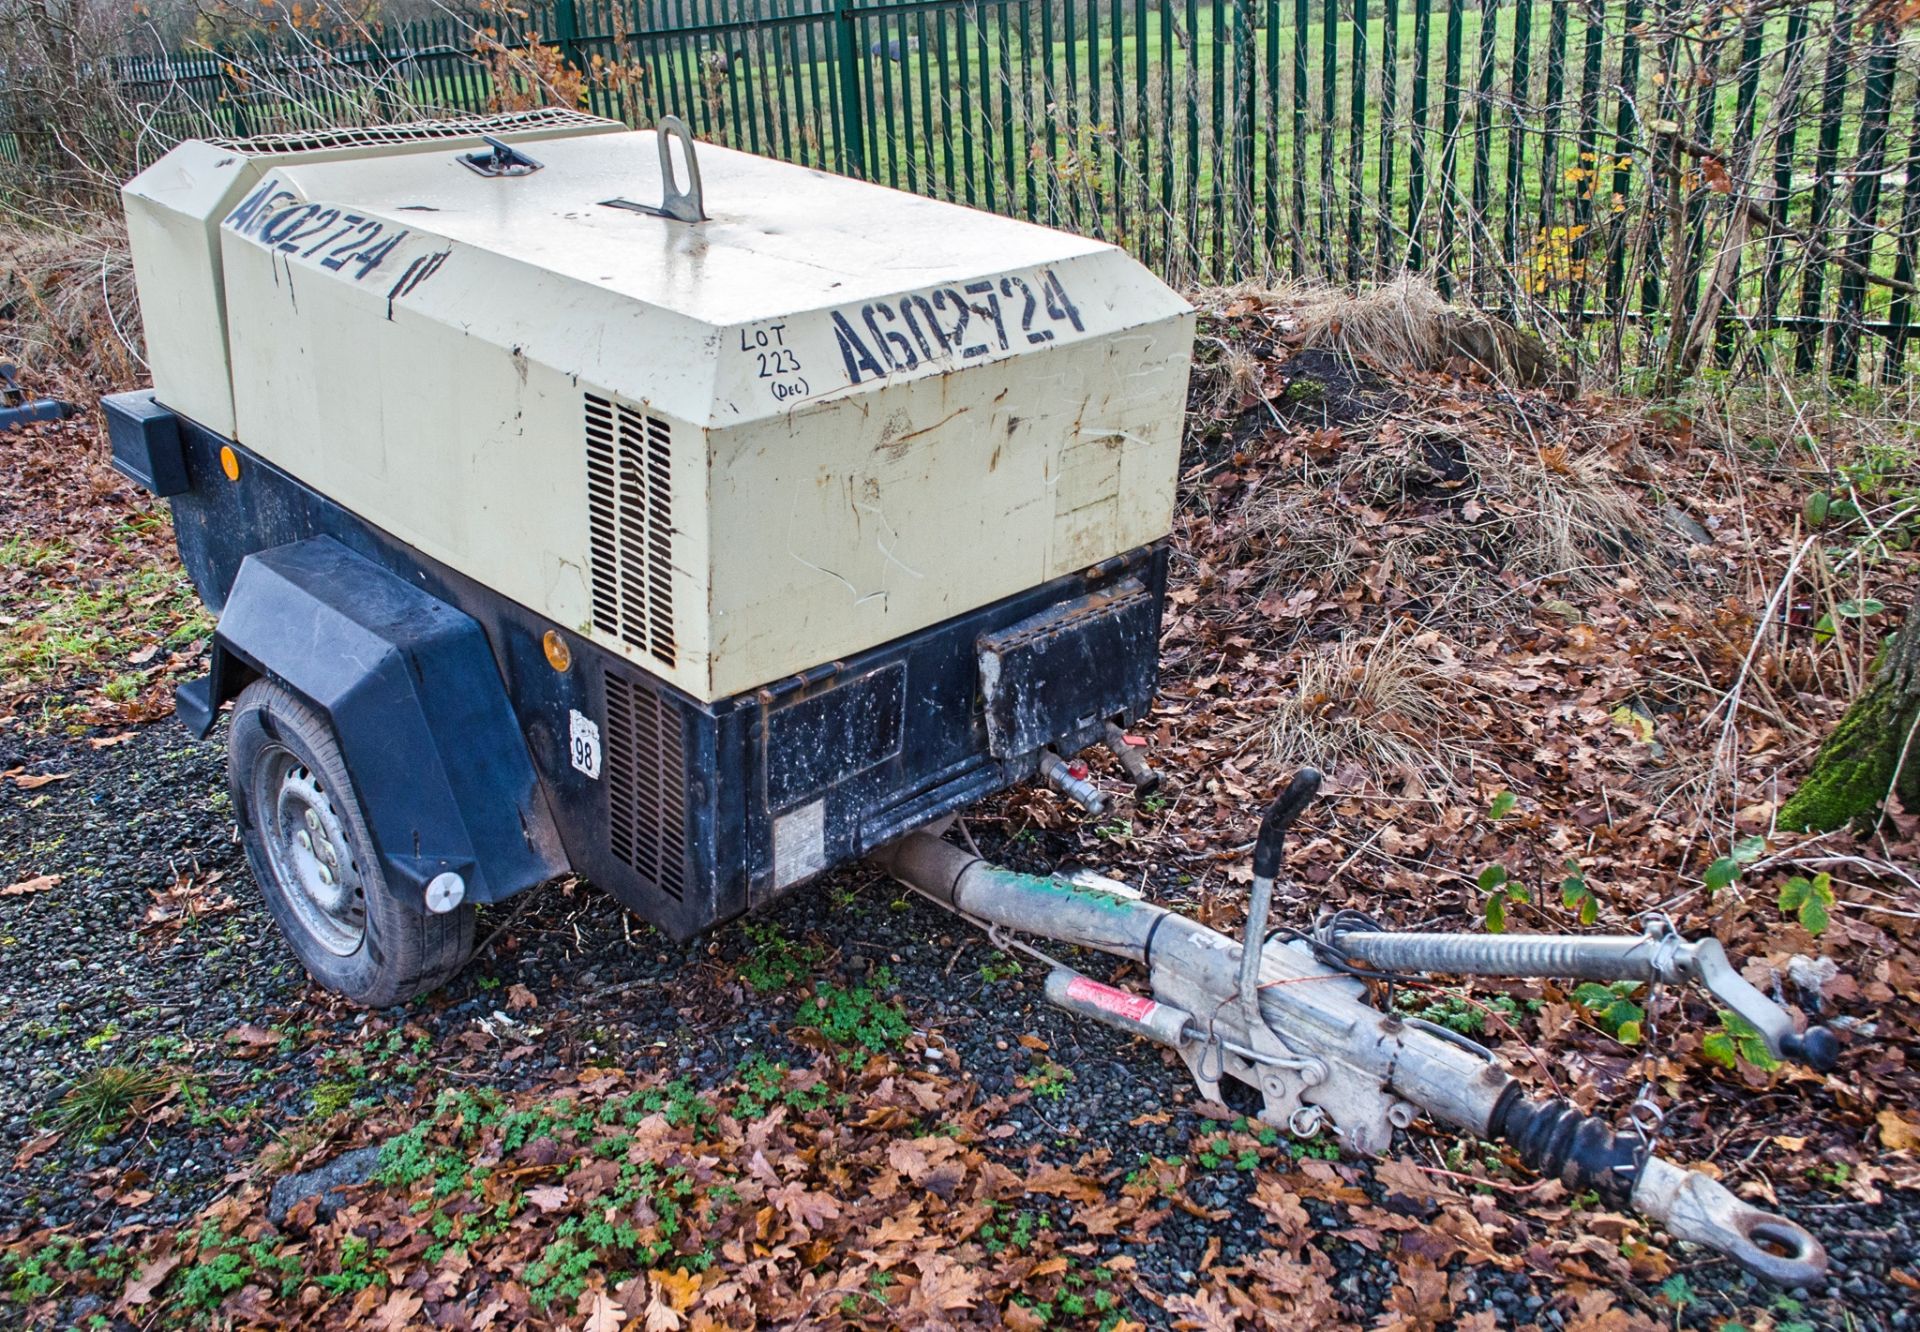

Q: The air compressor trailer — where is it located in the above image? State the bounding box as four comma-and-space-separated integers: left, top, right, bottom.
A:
111, 112, 1834, 1284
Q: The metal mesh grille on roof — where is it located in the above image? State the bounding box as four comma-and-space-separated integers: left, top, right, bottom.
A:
206, 109, 612, 155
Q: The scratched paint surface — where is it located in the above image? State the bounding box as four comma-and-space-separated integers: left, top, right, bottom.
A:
127, 121, 1193, 702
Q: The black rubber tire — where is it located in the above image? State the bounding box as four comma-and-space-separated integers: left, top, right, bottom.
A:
228, 679, 475, 1007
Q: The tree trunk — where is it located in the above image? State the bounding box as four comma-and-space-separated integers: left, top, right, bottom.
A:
1779, 605, 1920, 831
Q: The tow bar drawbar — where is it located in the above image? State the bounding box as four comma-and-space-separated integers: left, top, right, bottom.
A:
871, 771, 1830, 1286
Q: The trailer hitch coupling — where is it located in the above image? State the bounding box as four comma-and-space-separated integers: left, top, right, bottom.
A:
870, 769, 1832, 1283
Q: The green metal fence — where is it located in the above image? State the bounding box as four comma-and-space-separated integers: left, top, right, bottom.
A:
104, 1, 1920, 378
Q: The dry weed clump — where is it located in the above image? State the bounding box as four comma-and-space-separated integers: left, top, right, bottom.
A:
1263, 631, 1470, 793
1458, 430, 1667, 592
1234, 411, 1668, 624
1200, 275, 1560, 390
0, 215, 143, 400
1238, 488, 1364, 592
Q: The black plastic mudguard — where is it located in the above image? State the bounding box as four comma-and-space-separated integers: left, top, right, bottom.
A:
200, 536, 567, 909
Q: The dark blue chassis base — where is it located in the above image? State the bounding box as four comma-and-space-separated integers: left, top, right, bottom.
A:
124, 397, 1169, 941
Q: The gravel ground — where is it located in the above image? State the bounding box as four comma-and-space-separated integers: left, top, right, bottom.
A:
2, 720, 1914, 1330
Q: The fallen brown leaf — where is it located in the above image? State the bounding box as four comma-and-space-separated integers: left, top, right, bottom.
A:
526, 1183, 569, 1211
12, 1131, 59, 1168
1879, 1107, 1920, 1152
119, 1253, 179, 1307
5, 770, 70, 790
581, 1290, 626, 1331
222, 1023, 279, 1053
1, 873, 61, 897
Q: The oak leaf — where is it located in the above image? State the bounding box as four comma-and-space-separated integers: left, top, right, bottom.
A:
908, 1253, 982, 1312
767, 1180, 841, 1233
1879, 1108, 1920, 1152
526, 1184, 570, 1212
1374, 1156, 1460, 1205
650, 1268, 701, 1312
120, 1253, 178, 1307
1163, 1287, 1236, 1330
643, 1293, 684, 1332
1025, 1162, 1105, 1204
865, 1203, 925, 1247
373, 1288, 423, 1331
581, 1291, 626, 1332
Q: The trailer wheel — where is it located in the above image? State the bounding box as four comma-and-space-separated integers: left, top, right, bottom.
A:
229, 680, 475, 1006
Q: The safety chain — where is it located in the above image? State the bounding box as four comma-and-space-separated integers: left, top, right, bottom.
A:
1624, 912, 1676, 1171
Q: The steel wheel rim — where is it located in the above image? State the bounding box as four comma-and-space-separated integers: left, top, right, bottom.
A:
257, 746, 366, 956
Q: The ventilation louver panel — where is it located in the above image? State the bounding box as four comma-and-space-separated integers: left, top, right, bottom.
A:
584, 393, 676, 668
604, 672, 687, 900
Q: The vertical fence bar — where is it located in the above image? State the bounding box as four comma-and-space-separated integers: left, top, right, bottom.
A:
1020, 0, 1037, 221
1435, 0, 1462, 292
802, 2, 831, 167
1604, 0, 1641, 312
954, 5, 976, 202
1347, 0, 1369, 283
875, 5, 900, 187
832, 0, 865, 175
1468, 0, 1497, 295
1183, 0, 1199, 271
1293, 0, 1310, 275
1131, 0, 1151, 263
1505, 0, 1532, 288
1112, 0, 1129, 246
1884, 95, 1920, 378
916, 8, 936, 196
1234, 0, 1256, 272
668, 0, 702, 135
933, 8, 955, 201
1207, 0, 1225, 275
737, 0, 768, 157
1267, 0, 1284, 269
1052, 0, 1070, 230
1832, 26, 1896, 379
1703, 2, 1767, 365
1319, 0, 1338, 274
1569, 0, 1603, 329
1088, 0, 1106, 237
770, 0, 796, 162
1540, 0, 1568, 235
1678, 2, 1730, 331
1406, 0, 1431, 270
1067, 0, 1085, 231
1376, 0, 1401, 277
1013, 1, 1029, 224
1795, 3, 1853, 373
1633, 0, 1672, 321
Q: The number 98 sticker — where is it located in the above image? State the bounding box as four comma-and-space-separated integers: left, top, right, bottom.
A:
568, 710, 602, 780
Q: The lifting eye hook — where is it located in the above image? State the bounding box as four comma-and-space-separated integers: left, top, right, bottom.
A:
598, 116, 708, 223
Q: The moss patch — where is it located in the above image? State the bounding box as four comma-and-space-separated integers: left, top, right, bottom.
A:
1779, 677, 1920, 831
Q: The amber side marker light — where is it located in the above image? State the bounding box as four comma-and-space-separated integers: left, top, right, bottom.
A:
219, 446, 241, 481
543, 630, 572, 672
